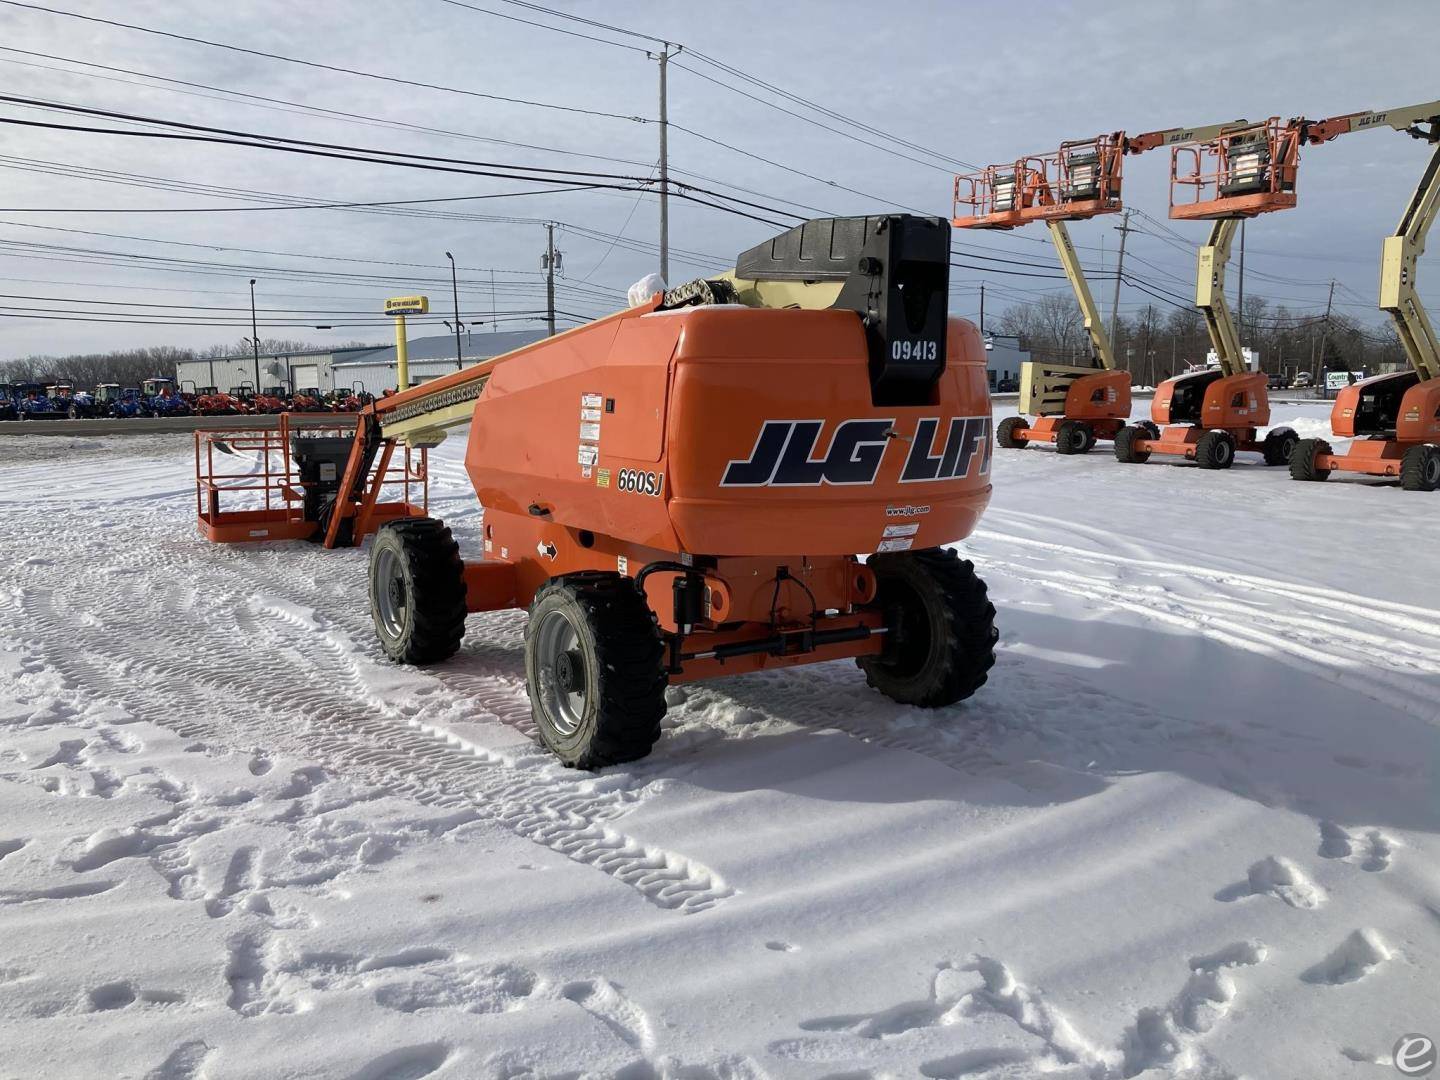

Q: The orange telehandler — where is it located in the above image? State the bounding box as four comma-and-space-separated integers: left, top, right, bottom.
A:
195, 215, 999, 767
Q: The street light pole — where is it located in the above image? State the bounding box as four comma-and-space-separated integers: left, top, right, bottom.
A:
445, 251, 462, 370
248, 278, 261, 391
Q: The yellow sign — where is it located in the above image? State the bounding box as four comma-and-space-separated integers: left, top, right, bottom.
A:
385, 295, 429, 315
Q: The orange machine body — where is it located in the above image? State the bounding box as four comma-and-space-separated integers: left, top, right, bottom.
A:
1131, 369, 1272, 460
461, 306, 994, 675
1314, 372, 1440, 477
1009, 370, 1133, 446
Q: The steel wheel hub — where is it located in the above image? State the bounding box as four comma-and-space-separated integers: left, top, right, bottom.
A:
373, 547, 408, 640
534, 610, 588, 736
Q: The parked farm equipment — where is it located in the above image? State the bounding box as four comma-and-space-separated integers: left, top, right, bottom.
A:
143, 378, 192, 417
12, 382, 64, 420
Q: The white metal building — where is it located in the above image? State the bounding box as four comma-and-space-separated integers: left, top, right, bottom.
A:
175, 345, 378, 396
332, 330, 549, 393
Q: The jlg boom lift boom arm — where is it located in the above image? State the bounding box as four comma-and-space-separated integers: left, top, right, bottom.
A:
1289, 101, 1440, 490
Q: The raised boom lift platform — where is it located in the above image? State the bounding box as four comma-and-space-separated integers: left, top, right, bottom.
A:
1288, 101, 1440, 490
195, 216, 1002, 768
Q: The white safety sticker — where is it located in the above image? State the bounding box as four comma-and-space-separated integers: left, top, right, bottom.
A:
580, 407, 602, 422
579, 421, 601, 441
581, 393, 603, 408
578, 445, 599, 466
876, 538, 914, 553
882, 522, 920, 538
617, 555, 629, 575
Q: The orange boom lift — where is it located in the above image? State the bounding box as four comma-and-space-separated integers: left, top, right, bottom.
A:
955, 134, 1137, 455
1287, 101, 1440, 490
1111, 118, 1305, 469
955, 118, 1274, 458
194, 216, 1000, 767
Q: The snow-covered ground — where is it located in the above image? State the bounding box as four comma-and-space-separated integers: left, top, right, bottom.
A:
1, 403, 1435, 1080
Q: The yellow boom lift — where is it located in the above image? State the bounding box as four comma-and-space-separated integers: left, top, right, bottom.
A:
1287, 100, 1440, 490
956, 118, 1285, 459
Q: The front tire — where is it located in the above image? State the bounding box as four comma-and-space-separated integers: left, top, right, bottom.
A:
996, 416, 1029, 449
1055, 419, 1093, 456
525, 574, 667, 769
1113, 425, 1151, 464
368, 517, 468, 665
1289, 438, 1332, 482
1195, 429, 1236, 470
1401, 444, 1440, 492
1262, 426, 1299, 467
859, 549, 997, 708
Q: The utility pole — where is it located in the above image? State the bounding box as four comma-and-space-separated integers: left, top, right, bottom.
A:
651, 42, 681, 283
445, 251, 462, 370
979, 283, 985, 333
1316, 279, 1336, 388
1109, 209, 1133, 363
490, 269, 497, 333
248, 278, 260, 392
543, 223, 558, 337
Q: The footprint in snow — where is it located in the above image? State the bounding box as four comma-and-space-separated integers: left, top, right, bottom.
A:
1215, 856, 1325, 909
1318, 821, 1396, 872
1300, 929, 1391, 986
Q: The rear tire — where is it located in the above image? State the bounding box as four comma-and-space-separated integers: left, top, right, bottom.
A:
1262, 426, 1299, 467
1400, 443, 1440, 492
859, 548, 997, 708
1055, 419, 1093, 456
1138, 420, 1161, 440
996, 416, 1029, 449
1195, 429, 1236, 470
1113, 425, 1151, 464
524, 574, 667, 769
1289, 438, 1332, 482
368, 517, 468, 665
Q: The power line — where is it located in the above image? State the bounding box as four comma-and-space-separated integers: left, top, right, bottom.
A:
433, 0, 650, 53
0, 94, 804, 225
0, 1, 649, 123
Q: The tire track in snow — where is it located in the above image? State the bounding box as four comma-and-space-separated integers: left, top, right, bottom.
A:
9, 576, 733, 914
969, 532, 1440, 723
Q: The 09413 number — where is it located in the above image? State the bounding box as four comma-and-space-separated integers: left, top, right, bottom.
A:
616, 469, 664, 497
891, 338, 938, 362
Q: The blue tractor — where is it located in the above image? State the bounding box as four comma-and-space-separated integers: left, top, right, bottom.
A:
143, 377, 191, 417
111, 387, 148, 419
12, 382, 64, 420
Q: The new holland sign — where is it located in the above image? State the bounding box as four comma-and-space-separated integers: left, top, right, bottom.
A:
384, 295, 429, 316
